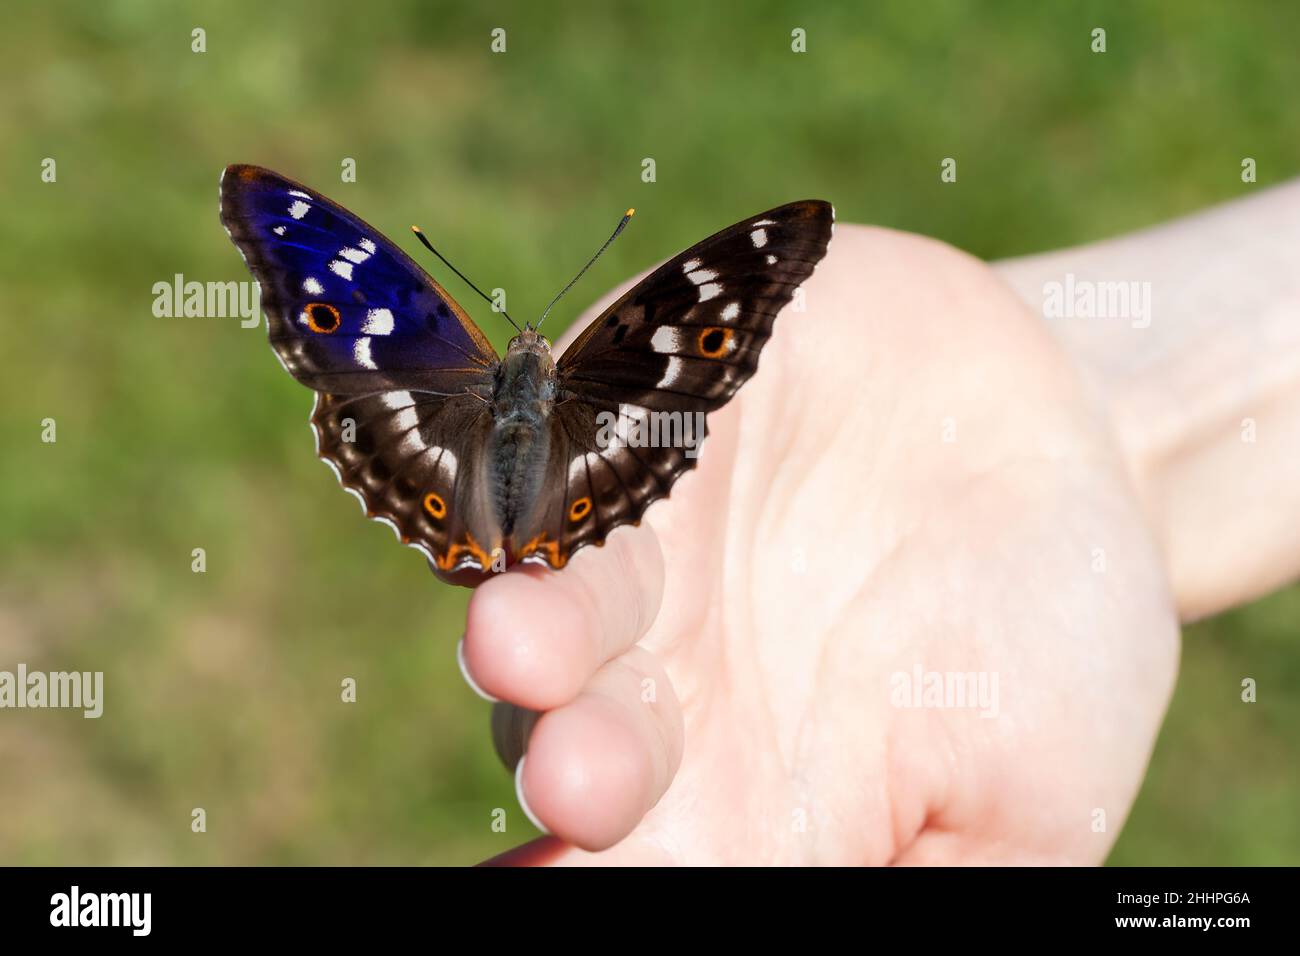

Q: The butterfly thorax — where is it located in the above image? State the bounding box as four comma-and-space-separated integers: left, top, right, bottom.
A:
487, 331, 558, 537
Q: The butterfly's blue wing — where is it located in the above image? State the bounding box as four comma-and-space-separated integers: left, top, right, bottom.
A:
219, 164, 498, 395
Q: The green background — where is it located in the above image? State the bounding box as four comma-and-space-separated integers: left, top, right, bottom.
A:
0, 0, 1296, 865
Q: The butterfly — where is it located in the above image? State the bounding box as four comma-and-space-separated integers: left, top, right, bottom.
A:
219, 165, 833, 577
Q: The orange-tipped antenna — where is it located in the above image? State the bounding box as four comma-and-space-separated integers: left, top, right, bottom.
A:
535, 208, 635, 331
411, 225, 522, 334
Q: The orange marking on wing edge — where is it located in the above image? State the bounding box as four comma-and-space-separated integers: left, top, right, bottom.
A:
519, 533, 567, 569
435, 532, 493, 572
568, 497, 593, 522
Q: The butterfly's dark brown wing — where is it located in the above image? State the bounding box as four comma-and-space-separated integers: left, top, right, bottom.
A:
558, 200, 834, 411
312, 390, 505, 571
515, 200, 834, 568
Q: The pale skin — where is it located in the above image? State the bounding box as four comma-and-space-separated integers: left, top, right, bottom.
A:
449, 182, 1300, 865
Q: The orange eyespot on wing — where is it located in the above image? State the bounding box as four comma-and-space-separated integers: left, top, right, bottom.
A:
697, 326, 733, 358
568, 497, 592, 522
423, 491, 447, 520
303, 302, 341, 334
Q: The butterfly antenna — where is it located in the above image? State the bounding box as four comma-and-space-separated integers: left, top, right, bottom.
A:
535, 208, 635, 331
410, 225, 523, 334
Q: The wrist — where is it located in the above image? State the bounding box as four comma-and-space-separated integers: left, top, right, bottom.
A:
993, 182, 1300, 620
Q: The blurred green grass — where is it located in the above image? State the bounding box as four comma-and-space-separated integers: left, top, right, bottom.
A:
0, 0, 1296, 864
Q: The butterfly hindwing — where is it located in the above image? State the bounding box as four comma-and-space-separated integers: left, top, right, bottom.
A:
219, 164, 498, 396
511, 396, 686, 568
312, 390, 503, 570
515, 200, 834, 567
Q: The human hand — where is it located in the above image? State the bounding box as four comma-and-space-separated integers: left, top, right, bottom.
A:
460, 224, 1181, 864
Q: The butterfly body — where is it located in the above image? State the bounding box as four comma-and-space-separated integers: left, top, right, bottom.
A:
219, 165, 832, 579
488, 331, 557, 544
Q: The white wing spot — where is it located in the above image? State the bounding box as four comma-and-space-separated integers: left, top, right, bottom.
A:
339, 246, 371, 264
698, 282, 722, 302
359, 238, 376, 254
329, 260, 354, 280
393, 408, 433, 458
650, 326, 683, 353
394, 405, 420, 434
721, 302, 741, 322
687, 268, 718, 285
354, 337, 376, 369
302, 276, 324, 295
362, 308, 395, 335
656, 356, 687, 388
288, 190, 311, 199
750, 228, 768, 248
288, 200, 310, 219
766, 254, 778, 265
752, 218, 777, 227
603, 403, 652, 453
272, 225, 286, 236
381, 390, 415, 410
682, 258, 701, 273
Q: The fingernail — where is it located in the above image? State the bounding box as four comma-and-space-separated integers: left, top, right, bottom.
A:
515, 756, 549, 834
457, 636, 500, 703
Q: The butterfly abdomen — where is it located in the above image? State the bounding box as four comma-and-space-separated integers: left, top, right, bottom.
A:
487, 417, 550, 538
488, 339, 558, 538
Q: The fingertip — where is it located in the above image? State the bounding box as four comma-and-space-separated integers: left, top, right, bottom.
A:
523, 699, 653, 851
464, 572, 597, 710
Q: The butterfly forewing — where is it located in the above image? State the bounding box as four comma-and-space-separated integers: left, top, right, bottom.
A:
557, 200, 833, 411
219, 164, 498, 397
